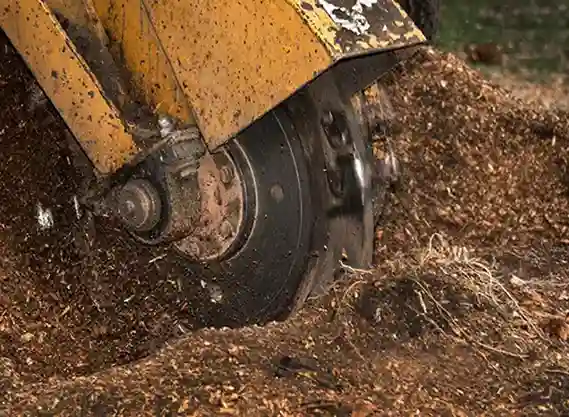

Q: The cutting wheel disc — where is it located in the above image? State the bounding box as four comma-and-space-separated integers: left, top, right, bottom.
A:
186, 79, 378, 327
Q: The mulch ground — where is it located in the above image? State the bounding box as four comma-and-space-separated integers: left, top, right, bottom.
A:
1, 34, 569, 416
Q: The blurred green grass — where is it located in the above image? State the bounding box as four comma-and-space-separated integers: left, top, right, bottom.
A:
435, 0, 569, 79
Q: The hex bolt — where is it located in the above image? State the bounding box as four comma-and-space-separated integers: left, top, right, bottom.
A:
219, 165, 234, 184
177, 164, 197, 179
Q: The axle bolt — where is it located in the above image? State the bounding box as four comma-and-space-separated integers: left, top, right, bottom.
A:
116, 179, 162, 232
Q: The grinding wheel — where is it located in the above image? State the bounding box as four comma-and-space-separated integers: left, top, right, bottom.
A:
173, 76, 381, 326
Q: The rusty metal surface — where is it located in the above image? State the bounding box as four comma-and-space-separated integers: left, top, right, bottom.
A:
175, 151, 245, 261
287, 0, 425, 58
143, 0, 333, 150
90, 0, 194, 124
0, 0, 140, 174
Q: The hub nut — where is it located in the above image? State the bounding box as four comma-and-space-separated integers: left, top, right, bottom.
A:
116, 179, 162, 232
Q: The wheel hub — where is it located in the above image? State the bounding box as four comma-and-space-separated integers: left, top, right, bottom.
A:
108, 73, 383, 325
174, 151, 246, 261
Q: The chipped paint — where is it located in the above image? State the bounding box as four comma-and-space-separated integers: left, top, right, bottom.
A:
286, 0, 426, 59
319, 0, 379, 36
141, 0, 332, 149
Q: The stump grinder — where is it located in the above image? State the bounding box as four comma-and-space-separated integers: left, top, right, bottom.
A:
0, 0, 439, 324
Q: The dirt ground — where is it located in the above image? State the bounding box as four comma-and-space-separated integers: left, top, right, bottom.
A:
2, 32, 569, 416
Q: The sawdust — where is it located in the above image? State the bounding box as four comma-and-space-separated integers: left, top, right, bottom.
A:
1, 37, 569, 416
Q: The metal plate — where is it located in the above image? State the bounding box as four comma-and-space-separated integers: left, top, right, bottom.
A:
286, 0, 426, 58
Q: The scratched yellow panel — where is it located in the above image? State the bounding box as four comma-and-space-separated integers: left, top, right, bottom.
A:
1, 0, 140, 174
143, 0, 334, 149
9, 0, 425, 159
141, 0, 424, 148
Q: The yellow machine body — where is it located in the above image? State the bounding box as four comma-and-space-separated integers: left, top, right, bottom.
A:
0, 0, 424, 174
